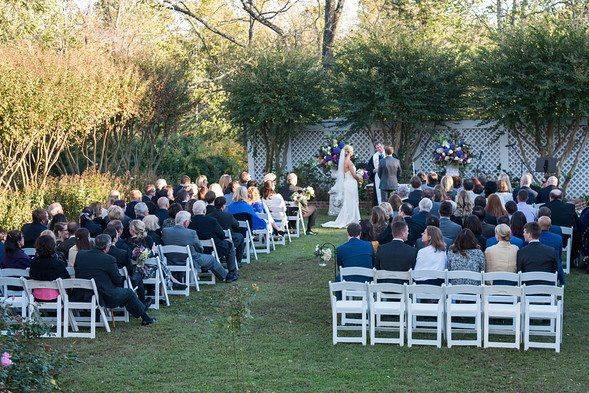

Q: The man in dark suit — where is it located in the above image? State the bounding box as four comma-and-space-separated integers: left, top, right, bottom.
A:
208, 197, 246, 260
517, 222, 557, 276
544, 189, 578, 229
337, 223, 374, 282
538, 216, 565, 284
407, 176, 423, 209
57, 221, 78, 256
512, 173, 537, 204
377, 146, 401, 202
375, 221, 417, 273
284, 173, 317, 234
154, 197, 170, 226
189, 200, 239, 275
439, 201, 461, 243
22, 208, 49, 248
536, 176, 558, 204
537, 206, 563, 237
125, 189, 143, 219
75, 234, 155, 326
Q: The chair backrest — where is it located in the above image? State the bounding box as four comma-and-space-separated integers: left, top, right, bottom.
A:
519, 271, 557, 286
373, 269, 411, 283
561, 226, 573, 235
340, 267, 374, 282
483, 284, 522, 299
57, 278, 97, 301
483, 272, 519, 285
445, 284, 483, 296
223, 229, 232, 239
446, 270, 483, 284
329, 281, 367, 295
23, 279, 60, 301
368, 282, 405, 297
523, 284, 563, 300
411, 269, 447, 283
0, 268, 29, 278
144, 256, 161, 267
200, 238, 214, 248
406, 284, 444, 300
0, 277, 26, 296
23, 248, 36, 257
158, 244, 189, 255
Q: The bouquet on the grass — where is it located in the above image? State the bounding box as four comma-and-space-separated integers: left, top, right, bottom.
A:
433, 134, 473, 167
316, 137, 347, 174
292, 186, 314, 206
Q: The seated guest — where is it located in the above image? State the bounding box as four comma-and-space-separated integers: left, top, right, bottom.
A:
414, 198, 432, 226
247, 186, 264, 213
28, 235, 70, 301
473, 206, 495, 240
484, 194, 507, 225
262, 180, 286, 214
239, 171, 251, 186
538, 216, 565, 284
464, 215, 488, 250
510, 211, 527, 240
103, 227, 132, 272
484, 181, 498, 198
414, 226, 447, 285
49, 212, 67, 231
375, 220, 417, 273
462, 178, 476, 204
407, 176, 423, 208
505, 200, 517, 220
80, 207, 102, 237
496, 179, 513, 205
105, 220, 132, 255
537, 175, 558, 204
68, 228, 92, 267
517, 222, 557, 277
224, 181, 240, 205
474, 195, 486, 209
209, 183, 224, 198
89, 202, 108, 230
430, 187, 445, 218
134, 202, 149, 221
143, 184, 157, 207
512, 172, 537, 204
189, 201, 239, 276
423, 172, 438, 190
452, 175, 462, 195
219, 174, 233, 195
154, 178, 168, 198
416, 171, 427, 188
173, 175, 191, 198
208, 196, 246, 261
196, 175, 208, 190
388, 194, 403, 219
162, 211, 235, 282
485, 224, 518, 273
415, 216, 452, 250
360, 206, 388, 243
516, 189, 537, 223
537, 206, 563, 236
336, 223, 374, 282
162, 203, 183, 229
22, 208, 49, 248
107, 205, 130, 231
441, 175, 456, 200
472, 178, 485, 196
227, 187, 267, 230
544, 189, 578, 229
379, 202, 393, 218
53, 222, 69, 256
452, 190, 473, 226
75, 234, 155, 326
439, 201, 461, 243
125, 189, 143, 219
204, 191, 217, 215
154, 197, 170, 226
284, 173, 318, 235
486, 215, 523, 248
197, 185, 208, 201
47, 202, 64, 222
447, 229, 485, 285
2, 230, 31, 269
57, 222, 78, 256
143, 215, 162, 246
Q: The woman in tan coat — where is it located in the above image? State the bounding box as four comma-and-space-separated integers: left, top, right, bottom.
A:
484, 224, 518, 272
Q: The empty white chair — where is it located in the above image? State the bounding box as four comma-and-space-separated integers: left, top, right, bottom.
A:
446, 270, 483, 286
0, 277, 28, 319
368, 283, 406, 346
329, 281, 368, 345
142, 256, 170, 309
560, 226, 573, 274
410, 269, 447, 285
523, 285, 563, 352
406, 284, 445, 348
22, 248, 36, 257
199, 238, 221, 283
373, 269, 411, 284
22, 279, 62, 338
445, 285, 482, 347
237, 220, 258, 262
57, 278, 111, 339
158, 245, 198, 296
0, 268, 29, 297
483, 285, 522, 349
519, 271, 558, 286
339, 267, 374, 325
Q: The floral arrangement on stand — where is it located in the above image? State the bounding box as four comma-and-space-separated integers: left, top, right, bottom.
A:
316, 138, 347, 174
314, 243, 334, 267
433, 134, 473, 170
292, 186, 315, 206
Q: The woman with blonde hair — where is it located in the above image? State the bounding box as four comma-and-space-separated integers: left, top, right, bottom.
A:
496, 179, 513, 205
219, 174, 232, 194
452, 190, 473, 225
227, 186, 267, 230
196, 175, 208, 189
440, 175, 456, 200
142, 215, 162, 245
484, 224, 518, 273
247, 186, 264, 213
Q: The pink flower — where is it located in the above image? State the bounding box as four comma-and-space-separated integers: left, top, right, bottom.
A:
1, 352, 12, 367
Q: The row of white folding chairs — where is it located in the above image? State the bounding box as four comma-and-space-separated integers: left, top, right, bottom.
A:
285, 201, 306, 238
339, 267, 559, 287
329, 281, 564, 352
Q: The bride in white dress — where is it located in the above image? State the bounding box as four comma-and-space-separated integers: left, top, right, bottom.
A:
322, 145, 362, 229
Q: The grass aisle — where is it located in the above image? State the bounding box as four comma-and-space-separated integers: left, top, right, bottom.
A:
59, 221, 589, 392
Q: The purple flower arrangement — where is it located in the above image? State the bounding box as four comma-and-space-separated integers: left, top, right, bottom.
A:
433, 136, 473, 167
316, 138, 346, 173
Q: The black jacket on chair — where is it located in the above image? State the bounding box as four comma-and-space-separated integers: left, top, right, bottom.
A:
74, 248, 127, 307
207, 206, 240, 232
22, 222, 48, 248
29, 255, 70, 281
516, 241, 557, 274
375, 239, 417, 272
189, 215, 232, 257
543, 200, 578, 229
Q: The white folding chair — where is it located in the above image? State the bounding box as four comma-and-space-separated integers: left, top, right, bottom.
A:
0, 268, 30, 297
406, 284, 445, 348
143, 256, 170, 309
338, 267, 374, 325
483, 285, 522, 349
0, 277, 28, 319
329, 281, 368, 345
158, 245, 198, 295
270, 211, 292, 244
410, 269, 448, 285
483, 272, 519, 286
561, 226, 573, 274
22, 279, 62, 338
22, 248, 36, 257
57, 278, 111, 338
237, 220, 258, 262
519, 272, 558, 286
254, 211, 276, 253
446, 270, 483, 286
523, 285, 563, 352
373, 269, 411, 284
445, 285, 482, 347
285, 201, 305, 238
199, 238, 222, 283
368, 283, 406, 346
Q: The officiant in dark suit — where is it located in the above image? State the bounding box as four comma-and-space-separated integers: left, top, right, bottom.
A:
377, 146, 401, 203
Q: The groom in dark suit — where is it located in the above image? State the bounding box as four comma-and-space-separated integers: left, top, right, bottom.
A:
377, 146, 401, 203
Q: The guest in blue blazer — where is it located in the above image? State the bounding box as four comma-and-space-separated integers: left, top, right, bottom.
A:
337, 223, 374, 283
538, 216, 565, 285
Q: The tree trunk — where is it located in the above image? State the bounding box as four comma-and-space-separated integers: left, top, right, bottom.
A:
322, 0, 346, 68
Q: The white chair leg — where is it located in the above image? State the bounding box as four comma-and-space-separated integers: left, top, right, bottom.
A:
370, 311, 375, 345
56, 303, 62, 338
446, 311, 452, 348
556, 313, 562, 353
90, 299, 96, 339
399, 309, 405, 347
332, 312, 337, 345
63, 306, 70, 338
99, 307, 111, 333
524, 315, 530, 350
407, 309, 413, 348
361, 311, 367, 346
515, 314, 521, 349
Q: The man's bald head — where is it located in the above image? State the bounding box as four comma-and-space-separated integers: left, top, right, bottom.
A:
538, 216, 551, 230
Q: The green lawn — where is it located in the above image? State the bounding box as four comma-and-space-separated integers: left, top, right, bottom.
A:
58, 220, 589, 392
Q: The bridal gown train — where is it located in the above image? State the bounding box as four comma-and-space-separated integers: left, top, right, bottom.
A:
322, 171, 361, 229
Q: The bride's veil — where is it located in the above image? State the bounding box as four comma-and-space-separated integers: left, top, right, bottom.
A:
330, 149, 346, 205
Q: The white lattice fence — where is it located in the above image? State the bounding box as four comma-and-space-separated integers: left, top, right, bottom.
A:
248, 120, 589, 198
